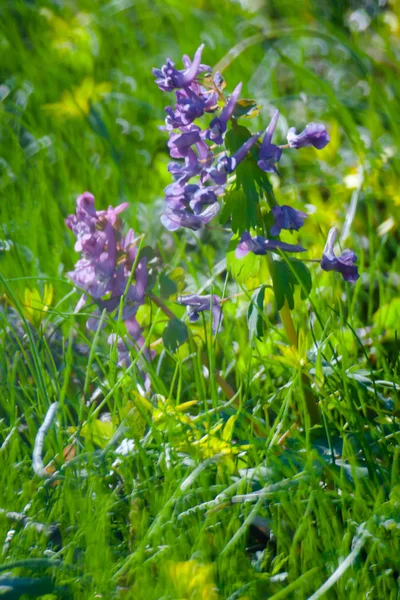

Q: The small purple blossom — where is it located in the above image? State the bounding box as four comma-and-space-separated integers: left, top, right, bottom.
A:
161, 81, 218, 132
161, 202, 220, 232
213, 71, 225, 93
165, 182, 223, 214
168, 125, 201, 159
168, 149, 204, 185
187, 185, 224, 215
176, 89, 207, 124
236, 232, 306, 258
153, 44, 209, 92
167, 140, 214, 188
205, 82, 242, 145
163, 181, 222, 229
257, 110, 283, 174
320, 227, 359, 283
178, 294, 223, 333
287, 123, 330, 150
270, 205, 308, 236
161, 106, 186, 131
176, 86, 218, 123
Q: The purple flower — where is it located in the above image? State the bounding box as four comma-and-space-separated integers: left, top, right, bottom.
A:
236, 232, 306, 258
68, 258, 113, 298
320, 227, 359, 283
270, 205, 308, 236
67, 193, 149, 318
66, 192, 97, 252
178, 294, 223, 333
257, 110, 283, 174
161, 202, 220, 231
165, 182, 220, 210
187, 185, 223, 215
168, 140, 214, 186
153, 44, 209, 92
168, 125, 201, 159
176, 89, 206, 124
67, 193, 154, 390
208, 132, 260, 185
161, 106, 186, 131
287, 123, 330, 150
205, 82, 242, 145
162, 182, 222, 230
175, 87, 218, 126
66, 197, 124, 299
168, 149, 204, 185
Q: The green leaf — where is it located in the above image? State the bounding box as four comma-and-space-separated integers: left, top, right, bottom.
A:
271, 260, 294, 310
159, 268, 185, 299
270, 259, 312, 311
247, 285, 266, 341
232, 98, 262, 119
162, 317, 188, 353
220, 188, 258, 234
140, 246, 156, 262
222, 415, 237, 441
373, 298, 400, 330
0, 576, 54, 599
222, 126, 265, 233
291, 259, 312, 300
70, 420, 115, 449
224, 125, 254, 154
159, 273, 177, 298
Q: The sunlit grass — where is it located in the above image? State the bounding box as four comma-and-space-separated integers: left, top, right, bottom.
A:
1, 0, 400, 598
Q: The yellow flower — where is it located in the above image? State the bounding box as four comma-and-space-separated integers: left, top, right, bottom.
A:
40, 9, 96, 71
43, 78, 112, 121
168, 560, 219, 600
274, 329, 310, 369
21, 284, 53, 327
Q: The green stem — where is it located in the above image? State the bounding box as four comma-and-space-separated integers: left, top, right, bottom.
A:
148, 293, 265, 436
263, 188, 321, 426
279, 300, 298, 347
148, 293, 236, 399
280, 299, 320, 426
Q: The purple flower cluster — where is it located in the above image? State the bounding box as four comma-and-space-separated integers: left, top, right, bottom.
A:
154, 45, 264, 232
154, 46, 332, 257
66, 192, 153, 369
153, 42, 359, 338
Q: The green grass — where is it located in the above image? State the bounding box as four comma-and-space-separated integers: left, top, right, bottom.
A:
1, 0, 400, 598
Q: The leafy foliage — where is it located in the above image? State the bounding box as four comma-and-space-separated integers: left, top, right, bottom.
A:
247, 285, 266, 340
270, 259, 312, 310
162, 316, 188, 352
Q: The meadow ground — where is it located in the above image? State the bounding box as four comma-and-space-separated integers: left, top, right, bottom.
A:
1, 1, 400, 598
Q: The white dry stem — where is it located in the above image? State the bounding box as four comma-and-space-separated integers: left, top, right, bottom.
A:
307, 526, 369, 600
32, 402, 59, 478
